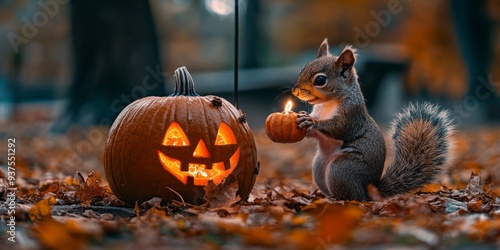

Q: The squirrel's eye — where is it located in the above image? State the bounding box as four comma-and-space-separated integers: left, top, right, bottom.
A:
313, 73, 327, 87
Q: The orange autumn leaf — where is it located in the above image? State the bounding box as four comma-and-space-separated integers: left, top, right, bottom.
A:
421, 183, 444, 193
313, 203, 364, 245
143, 207, 170, 222
32, 219, 87, 250
469, 218, 500, 241
29, 197, 56, 222
64, 175, 79, 186
75, 171, 106, 205
38, 181, 71, 196
467, 199, 484, 212
204, 180, 241, 208
221, 224, 278, 247
461, 161, 483, 173
284, 229, 318, 250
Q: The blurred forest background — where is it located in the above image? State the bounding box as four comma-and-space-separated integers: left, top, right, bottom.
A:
0, 0, 500, 130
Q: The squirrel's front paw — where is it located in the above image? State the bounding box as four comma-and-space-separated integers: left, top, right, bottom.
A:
296, 112, 317, 132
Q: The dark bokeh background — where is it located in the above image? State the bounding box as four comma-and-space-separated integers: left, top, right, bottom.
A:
1, 0, 500, 131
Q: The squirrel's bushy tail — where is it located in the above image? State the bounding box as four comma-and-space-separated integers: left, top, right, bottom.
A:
379, 102, 454, 198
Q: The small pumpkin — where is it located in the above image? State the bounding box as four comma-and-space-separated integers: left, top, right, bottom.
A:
104, 66, 258, 205
265, 102, 307, 143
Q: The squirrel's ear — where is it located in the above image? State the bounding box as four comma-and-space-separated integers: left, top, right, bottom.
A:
317, 38, 329, 58
335, 46, 356, 69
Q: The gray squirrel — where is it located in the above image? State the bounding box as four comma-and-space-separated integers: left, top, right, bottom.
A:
292, 39, 454, 200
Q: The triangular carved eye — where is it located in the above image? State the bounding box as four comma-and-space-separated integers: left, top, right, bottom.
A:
215, 122, 237, 145
162, 122, 190, 146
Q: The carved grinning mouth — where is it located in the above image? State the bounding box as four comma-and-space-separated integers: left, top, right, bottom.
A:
158, 147, 240, 186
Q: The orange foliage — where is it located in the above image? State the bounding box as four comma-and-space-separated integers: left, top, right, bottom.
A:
29, 197, 56, 222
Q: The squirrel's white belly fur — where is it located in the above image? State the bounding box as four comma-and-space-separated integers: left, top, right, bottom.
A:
310, 100, 344, 196
310, 99, 341, 120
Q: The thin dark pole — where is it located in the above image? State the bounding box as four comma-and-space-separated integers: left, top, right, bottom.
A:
234, 0, 239, 108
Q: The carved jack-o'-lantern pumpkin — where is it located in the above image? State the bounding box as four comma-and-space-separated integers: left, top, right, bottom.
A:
104, 67, 258, 205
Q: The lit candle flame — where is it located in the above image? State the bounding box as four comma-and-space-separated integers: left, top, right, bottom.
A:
284, 100, 292, 113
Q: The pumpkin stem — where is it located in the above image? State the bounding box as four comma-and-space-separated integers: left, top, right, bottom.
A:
172, 66, 198, 96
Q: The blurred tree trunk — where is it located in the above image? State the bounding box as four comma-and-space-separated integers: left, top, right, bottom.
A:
243, 0, 260, 68
451, 0, 498, 120
451, 0, 492, 96
55, 0, 166, 131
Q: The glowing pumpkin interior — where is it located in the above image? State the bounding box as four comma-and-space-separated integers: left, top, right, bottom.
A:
157, 122, 240, 186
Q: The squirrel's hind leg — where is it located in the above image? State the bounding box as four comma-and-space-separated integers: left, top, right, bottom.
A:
325, 157, 371, 201
312, 156, 333, 197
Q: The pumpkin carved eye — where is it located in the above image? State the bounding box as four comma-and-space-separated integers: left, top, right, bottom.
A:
215, 122, 237, 145
163, 122, 190, 146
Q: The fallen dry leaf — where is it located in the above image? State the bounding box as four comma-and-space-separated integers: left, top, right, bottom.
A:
32, 219, 89, 250
75, 171, 107, 205
312, 202, 365, 245
204, 179, 241, 209
466, 172, 483, 194
29, 197, 57, 222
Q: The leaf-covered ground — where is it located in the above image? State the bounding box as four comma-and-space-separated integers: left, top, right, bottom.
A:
1, 123, 500, 249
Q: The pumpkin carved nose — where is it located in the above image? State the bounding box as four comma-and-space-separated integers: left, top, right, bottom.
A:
193, 139, 210, 158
